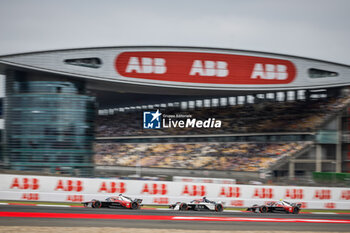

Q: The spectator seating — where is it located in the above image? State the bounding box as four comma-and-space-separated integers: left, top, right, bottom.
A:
94, 142, 309, 172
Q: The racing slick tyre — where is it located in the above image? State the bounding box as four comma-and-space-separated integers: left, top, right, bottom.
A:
293, 207, 300, 214
179, 203, 187, 211
131, 202, 139, 210
259, 206, 267, 213
92, 200, 102, 208
91, 200, 97, 208
83, 203, 88, 208
215, 204, 224, 212
250, 205, 259, 213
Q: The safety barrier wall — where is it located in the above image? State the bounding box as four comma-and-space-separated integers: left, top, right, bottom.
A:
0, 174, 349, 209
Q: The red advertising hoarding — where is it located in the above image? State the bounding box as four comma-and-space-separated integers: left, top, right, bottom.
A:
115, 52, 296, 85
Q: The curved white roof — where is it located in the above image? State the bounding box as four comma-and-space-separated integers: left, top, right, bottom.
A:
0, 46, 349, 95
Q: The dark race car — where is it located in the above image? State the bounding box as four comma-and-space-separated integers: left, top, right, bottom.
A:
247, 200, 301, 214
82, 194, 142, 209
169, 197, 224, 212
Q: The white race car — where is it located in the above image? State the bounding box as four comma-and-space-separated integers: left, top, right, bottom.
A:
82, 194, 142, 209
169, 197, 224, 212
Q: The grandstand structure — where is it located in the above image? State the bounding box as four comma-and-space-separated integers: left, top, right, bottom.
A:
95, 90, 350, 184
0, 46, 349, 183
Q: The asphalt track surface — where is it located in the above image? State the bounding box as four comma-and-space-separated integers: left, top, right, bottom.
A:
0, 205, 349, 232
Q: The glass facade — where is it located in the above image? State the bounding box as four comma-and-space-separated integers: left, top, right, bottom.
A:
4, 71, 96, 176
316, 130, 339, 144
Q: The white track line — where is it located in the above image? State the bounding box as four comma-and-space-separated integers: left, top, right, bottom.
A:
36, 204, 71, 208
310, 212, 337, 214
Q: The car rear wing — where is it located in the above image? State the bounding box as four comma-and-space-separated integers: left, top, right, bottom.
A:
134, 198, 143, 204
292, 203, 302, 208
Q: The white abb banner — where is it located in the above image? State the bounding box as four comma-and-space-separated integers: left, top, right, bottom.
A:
0, 174, 349, 209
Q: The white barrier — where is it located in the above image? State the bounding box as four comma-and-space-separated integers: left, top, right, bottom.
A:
0, 174, 349, 209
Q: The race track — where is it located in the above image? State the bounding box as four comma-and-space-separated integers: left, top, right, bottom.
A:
0, 205, 349, 232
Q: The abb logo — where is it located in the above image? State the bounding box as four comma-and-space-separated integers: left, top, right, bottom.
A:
21, 193, 39, 201
313, 189, 331, 200
230, 200, 244, 207
115, 52, 296, 85
55, 180, 83, 192
67, 195, 83, 202
253, 188, 274, 199
153, 197, 169, 204
324, 202, 335, 209
141, 183, 167, 195
182, 185, 206, 196
340, 190, 350, 200
98, 181, 126, 193
251, 63, 288, 80
10, 177, 39, 190
219, 186, 241, 198
189, 60, 228, 77
285, 189, 304, 199
125, 57, 166, 74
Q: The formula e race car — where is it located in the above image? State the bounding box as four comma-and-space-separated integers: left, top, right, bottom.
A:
246, 200, 301, 214
169, 197, 224, 212
82, 194, 142, 209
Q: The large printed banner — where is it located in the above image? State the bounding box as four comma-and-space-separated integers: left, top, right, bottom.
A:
115, 52, 297, 85
0, 174, 349, 209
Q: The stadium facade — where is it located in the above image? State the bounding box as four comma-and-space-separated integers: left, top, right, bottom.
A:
0, 46, 349, 179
